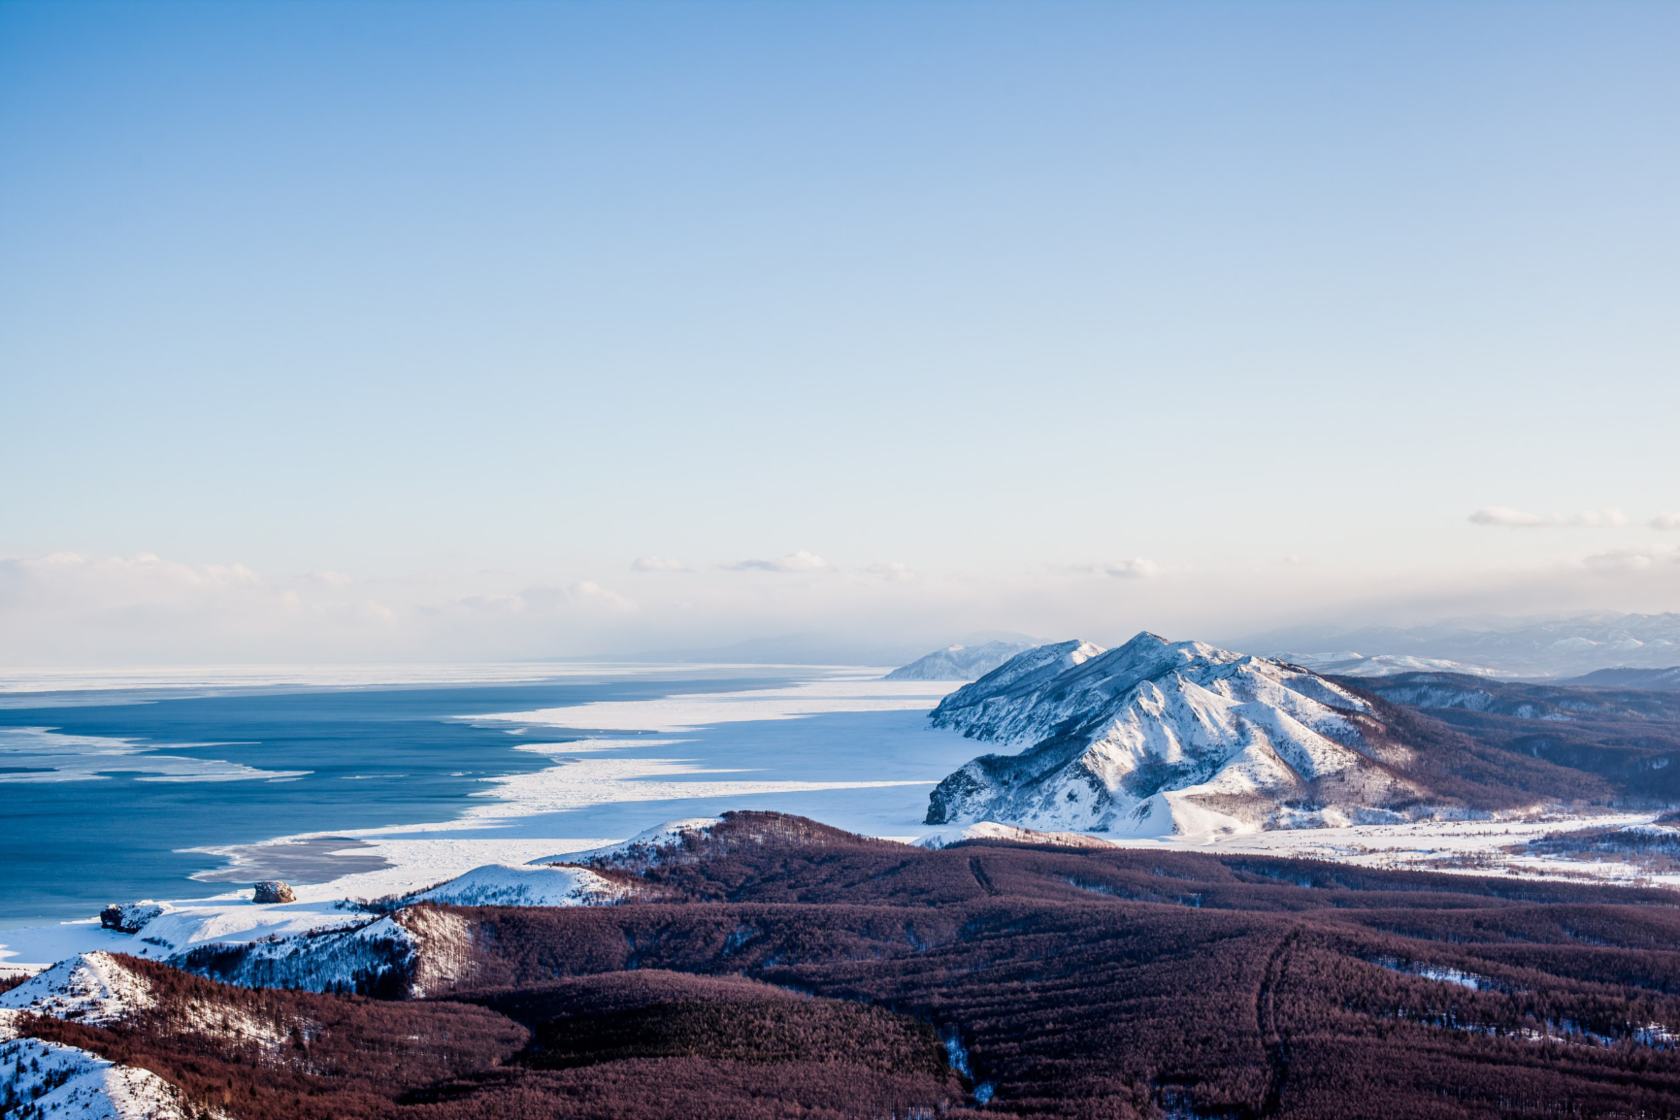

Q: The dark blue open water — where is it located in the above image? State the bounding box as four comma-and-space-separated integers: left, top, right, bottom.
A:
0, 672, 791, 926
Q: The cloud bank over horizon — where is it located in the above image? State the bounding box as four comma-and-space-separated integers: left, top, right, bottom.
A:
4, 539, 1677, 667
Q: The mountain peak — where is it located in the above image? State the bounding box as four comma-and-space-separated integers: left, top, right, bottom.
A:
925, 636, 1394, 837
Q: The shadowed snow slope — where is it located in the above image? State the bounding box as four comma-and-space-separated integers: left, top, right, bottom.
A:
884, 640, 1037, 681
926, 633, 1414, 836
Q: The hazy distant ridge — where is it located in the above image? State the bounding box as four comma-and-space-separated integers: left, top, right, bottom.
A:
884, 640, 1036, 681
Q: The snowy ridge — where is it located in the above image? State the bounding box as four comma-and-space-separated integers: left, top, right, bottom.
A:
927, 633, 1411, 837
173, 912, 420, 994
155, 863, 628, 996
884, 641, 1037, 681
0, 952, 154, 1026
407, 863, 628, 907
535, 817, 723, 870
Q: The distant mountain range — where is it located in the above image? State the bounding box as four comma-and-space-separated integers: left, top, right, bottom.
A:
1566, 665, 1680, 690
883, 640, 1037, 681
623, 631, 1039, 668
924, 634, 1680, 837
612, 612, 1680, 677
1236, 611, 1680, 678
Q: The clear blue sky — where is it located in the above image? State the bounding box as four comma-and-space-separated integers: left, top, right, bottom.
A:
2, 1, 1677, 662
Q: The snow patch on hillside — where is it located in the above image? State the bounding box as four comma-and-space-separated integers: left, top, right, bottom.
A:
536, 818, 722, 868
408, 863, 628, 907
914, 822, 1119, 850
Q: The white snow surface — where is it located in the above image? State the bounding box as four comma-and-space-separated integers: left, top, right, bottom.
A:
0, 726, 309, 784
928, 633, 1390, 835
913, 821, 1120, 850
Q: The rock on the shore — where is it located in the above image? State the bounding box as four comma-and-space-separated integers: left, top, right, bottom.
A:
98, 902, 163, 934
252, 880, 296, 904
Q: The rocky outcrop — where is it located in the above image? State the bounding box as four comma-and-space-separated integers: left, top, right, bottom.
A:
252, 881, 295, 904
99, 902, 163, 934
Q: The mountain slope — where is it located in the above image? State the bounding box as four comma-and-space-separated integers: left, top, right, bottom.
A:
926, 631, 1674, 836
926, 633, 1417, 835
884, 640, 1037, 681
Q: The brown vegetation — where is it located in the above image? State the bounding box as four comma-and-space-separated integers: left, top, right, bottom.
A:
14, 812, 1680, 1118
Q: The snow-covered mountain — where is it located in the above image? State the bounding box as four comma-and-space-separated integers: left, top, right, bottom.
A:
885, 640, 1038, 681
926, 633, 1419, 837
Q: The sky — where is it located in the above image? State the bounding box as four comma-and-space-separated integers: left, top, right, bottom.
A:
2, 0, 1678, 664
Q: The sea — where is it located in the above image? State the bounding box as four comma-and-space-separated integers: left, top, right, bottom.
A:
0, 669, 800, 927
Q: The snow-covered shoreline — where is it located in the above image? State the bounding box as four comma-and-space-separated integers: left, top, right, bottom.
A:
0, 669, 972, 970
4, 666, 1676, 977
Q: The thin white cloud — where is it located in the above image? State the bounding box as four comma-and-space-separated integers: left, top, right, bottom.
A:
567, 580, 638, 612
1470, 506, 1550, 527
1652, 513, 1680, 531
721, 550, 829, 573
460, 581, 638, 615
1469, 506, 1629, 528
1582, 548, 1659, 573
631, 556, 689, 572
1070, 558, 1162, 579
864, 561, 915, 583
1105, 558, 1161, 579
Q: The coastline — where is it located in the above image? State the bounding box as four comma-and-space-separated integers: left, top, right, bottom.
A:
0, 670, 972, 969
5, 668, 1677, 975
